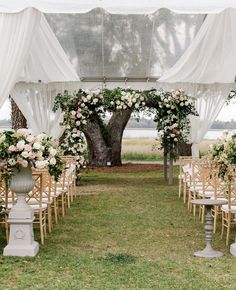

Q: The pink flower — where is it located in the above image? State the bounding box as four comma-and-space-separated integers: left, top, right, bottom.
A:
77, 112, 82, 118
17, 157, 28, 168
8, 145, 16, 152
28, 152, 36, 159
24, 144, 32, 152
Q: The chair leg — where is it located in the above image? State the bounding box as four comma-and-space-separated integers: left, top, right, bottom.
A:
39, 211, 44, 245
61, 193, 65, 217
67, 190, 70, 208
53, 197, 58, 224
47, 204, 52, 233
5, 217, 9, 243
178, 179, 182, 198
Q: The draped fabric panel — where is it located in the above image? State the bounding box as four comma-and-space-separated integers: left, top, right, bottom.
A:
159, 9, 236, 83
18, 14, 79, 83
0, 0, 235, 14
12, 83, 64, 139
0, 8, 41, 108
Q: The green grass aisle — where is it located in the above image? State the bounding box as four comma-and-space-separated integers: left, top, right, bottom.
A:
0, 167, 236, 289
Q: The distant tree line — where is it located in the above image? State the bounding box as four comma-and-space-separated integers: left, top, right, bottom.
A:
210, 119, 236, 129
126, 117, 236, 129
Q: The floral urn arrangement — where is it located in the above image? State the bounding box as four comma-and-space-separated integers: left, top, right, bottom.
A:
0, 129, 63, 257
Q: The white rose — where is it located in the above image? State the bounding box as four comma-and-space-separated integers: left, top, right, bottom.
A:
87, 95, 91, 100
135, 103, 139, 109
180, 102, 184, 106
140, 96, 145, 101
116, 100, 120, 105
26, 135, 35, 143
0, 135, 6, 143
128, 102, 132, 107
110, 101, 114, 105
36, 133, 47, 141
16, 140, 25, 151
33, 142, 42, 150
174, 138, 178, 142
82, 120, 87, 125
35, 160, 47, 169
49, 148, 57, 157
8, 158, 16, 166
171, 134, 175, 138
21, 151, 29, 158
71, 111, 76, 116
49, 157, 56, 165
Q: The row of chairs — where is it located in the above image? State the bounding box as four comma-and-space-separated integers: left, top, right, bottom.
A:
179, 156, 236, 246
0, 156, 77, 245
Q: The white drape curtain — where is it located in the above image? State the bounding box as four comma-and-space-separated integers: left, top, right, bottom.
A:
18, 14, 79, 83
0, 8, 41, 108
12, 83, 64, 139
159, 9, 236, 83
157, 82, 233, 156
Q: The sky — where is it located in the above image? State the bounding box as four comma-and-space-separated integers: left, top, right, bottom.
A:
1, 98, 236, 122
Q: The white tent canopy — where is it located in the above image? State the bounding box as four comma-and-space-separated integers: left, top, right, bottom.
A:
1, 2, 236, 146
0, 0, 236, 14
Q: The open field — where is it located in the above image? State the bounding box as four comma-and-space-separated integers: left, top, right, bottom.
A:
122, 138, 216, 161
0, 165, 236, 289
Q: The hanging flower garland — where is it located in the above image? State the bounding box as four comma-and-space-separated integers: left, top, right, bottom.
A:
145, 88, 198, 158
54, 89, 104, 169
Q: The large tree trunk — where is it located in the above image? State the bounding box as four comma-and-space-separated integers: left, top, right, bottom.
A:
108, 110, 132, 166
84, 110, 132, 167
11, 98, 27, 129
84, 119, 111, 167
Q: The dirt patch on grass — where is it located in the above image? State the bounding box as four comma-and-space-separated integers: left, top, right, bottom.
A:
87, 163, 163, 173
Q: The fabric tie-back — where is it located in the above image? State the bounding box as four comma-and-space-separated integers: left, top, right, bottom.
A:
0, 8, 41, 108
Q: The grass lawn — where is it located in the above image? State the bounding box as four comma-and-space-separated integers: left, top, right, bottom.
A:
0, 165, 236, 289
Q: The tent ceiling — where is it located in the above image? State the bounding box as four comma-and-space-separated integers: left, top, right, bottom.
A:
46, 9, 204, 78
0, 0, 236, 14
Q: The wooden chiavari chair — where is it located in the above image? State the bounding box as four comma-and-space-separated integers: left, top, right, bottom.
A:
221, 170, 236, 246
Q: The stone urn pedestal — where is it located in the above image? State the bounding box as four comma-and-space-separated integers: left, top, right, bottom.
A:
3, 165, 39, 257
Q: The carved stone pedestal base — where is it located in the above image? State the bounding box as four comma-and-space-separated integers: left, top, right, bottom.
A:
3, 218, 39, 256
3, 165, 39, 257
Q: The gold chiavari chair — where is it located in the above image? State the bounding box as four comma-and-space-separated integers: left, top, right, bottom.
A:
221, 173, 236, 246
62, 156, 77, 203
